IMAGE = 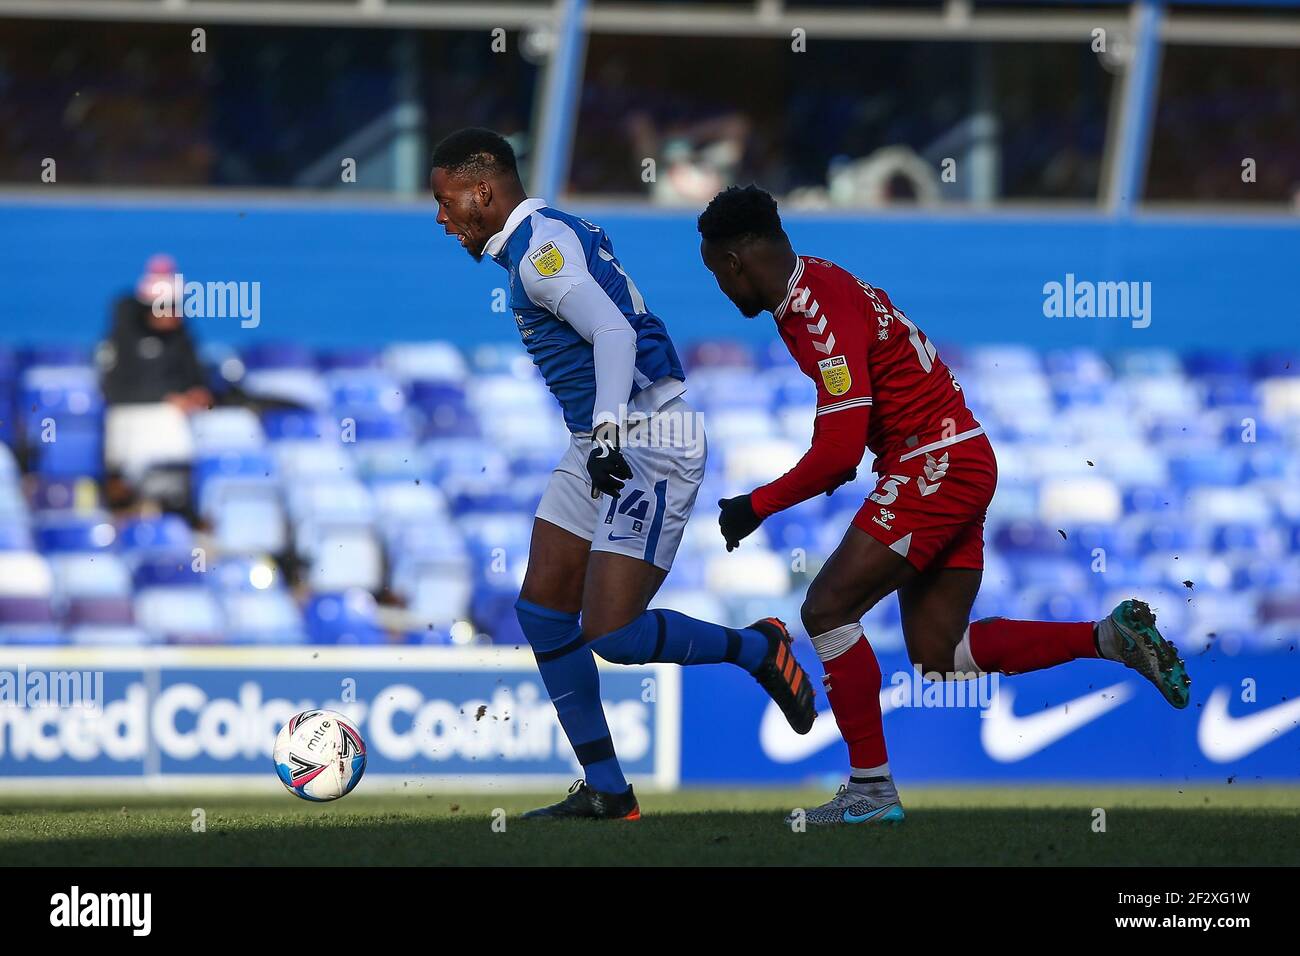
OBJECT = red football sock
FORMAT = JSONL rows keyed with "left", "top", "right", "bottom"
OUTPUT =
{"left": 821, "top": 633, "right": 888, "bottom": 769}
{"left": 966, "top": 618, "right": 1097, "bottom": 675}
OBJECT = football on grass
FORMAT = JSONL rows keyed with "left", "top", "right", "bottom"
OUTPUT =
{"left": 273, "top": 710, "right": 367, "bottom": 801}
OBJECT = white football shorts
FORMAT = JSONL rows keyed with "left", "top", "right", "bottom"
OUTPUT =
{"left": 535, "top": 395, "right": 706, "bottom": 571}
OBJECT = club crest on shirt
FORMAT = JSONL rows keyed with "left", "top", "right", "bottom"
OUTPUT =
{"left": 528, "top": 241, "right": 565, "bottom": 277}
{"left": 818, "top": 355, "right": 851, "bottom": 396}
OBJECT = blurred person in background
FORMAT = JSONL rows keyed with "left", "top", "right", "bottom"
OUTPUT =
{"left": 96, "top": 253, "right": 207, "bottom": 511}
{"left": 99, "top": 253, "right": 211, "bottom": 411}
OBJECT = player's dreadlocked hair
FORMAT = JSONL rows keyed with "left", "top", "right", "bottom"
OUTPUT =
{"left": 697, "top": 185, "right": 787, "bottom": 247}
{"left": 430, "top": 128, "right": 519, "bottom": 180}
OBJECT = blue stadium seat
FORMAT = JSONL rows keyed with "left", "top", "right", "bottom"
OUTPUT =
{"left": 383, "top": 342, "right": 469, "bottom": 384}
{"left": 49, "top": 552, "right": 133, "bottom": 600}
{"left": 1184, "top": 351, "right": 1249, "bottom": 378}
{"left": 241, "top": 341, "right": 316, "bottom": 371}
{"left": 329, "top": 370, "right": 407, "bottom": 416}
{"left": 241, "top": 368, "right": 329, "bottom": 409}
{"left": 19, "top": 344, "right": 91, "bottom": 368}
{"left": 132, "top": 551, "right": 206, "bottom": 589}
{"left": 117, "top": 514, "right": 193, "bottom": 557}
{"left": 1202, "top": 376, "right": 1257, "bottom": 409}
{"left": 134, "top": 584, "right": 224, "bottom": 643}
{"left": 0, "top": 442, "right": 20, "bottom": 485}
{"left": 1111, "top": 348, "right": 1184, "bottom": 378}
{"left": 991, "top": 520, "right": 1069, "bottom": 557}
{"left": 33, "top": 511, "right": 117, "bottom": 552}
{"left": 1009, "top": 557, "right": 1088, "bottom": 592}
{"left": 214, "top": 490, "right": 287, "bottom": 555}
{"left": 318, "top": 347, "right": 382, "bottom": 372}
{"left": 275, "top": 439, "right": 356, "bottom": 481}
{"left": 222, "top": 590, "right": 306, "bottom": 644}
{"left": 304, "top": 591, "right": 386, "bottom": 645}
{"left": 1121, "top": 485, "right": 1181, "bottom": 515}
{"left": 190, "top": 407, "right": 266, "bottom": 452}
{"left": 30, "top": 422, "right": 104, "bottom": 479}
{"left": 1251, "top": 352, "right": 1300, "bottom": 379}
{"left": 192, "top": 450, "right": 277, "bottom": 517}
{"left": 1027, "top": 590, "right": 1095, "bottom": 623}
{"left": 1168, "top": 451, "right": 1244, "bottom": 488}
{"left": 0, "top": 523, "right": 32, "bottom": 551}
{"left": 262, "top": 409, "right": 333, "bottom": 442}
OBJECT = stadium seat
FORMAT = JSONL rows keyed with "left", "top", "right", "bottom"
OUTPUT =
{"left": 241, "top": 368, "right": 329, "bottom": 409}
{"left": 318, "top": 347, "right": 382, "bottom": 372}
{"left": 49, "top": 553, "right": 133, "bottom": 610}
{"left": 383, "top": 342, "right": 469, "bottom": 384}
{"left": 134, "top": 585, "right": 224, "bottom": 643}
{"left": 241, "top": 341, "right": 316, "bottom": 371}
{"left": 304, "top": 590, "right": 386, "bottom": 645}
{"left": 1037, "top": 476, "right": 1122, "bottom": 524}
{"left": 33, "top": 511, "right": 117, "bottom": 552}
{"left": 0, "top": 522, "right": 32, "bottom": 552}
{"left": 305, "top": 527, "right": 384, "bottom": 592}
{"left": 705, "top": 549, "right": 790, "bottom": 597}
{"left": 261, "top": 409, "right": 334, "bottom": 443}
{"left": 117, "top": 514, "right": 194, "bottom": 558}
{"left": 221, "top": 590, "right": 306, "bottom": 644}
{"left": 0, "top": 550, "right": 54, "bottom": 597}
{"left": 190, "top": 407, "right": 266, "bottom": 452}
{"left": 31, "top": 422, "right": 104, "bottom": 479}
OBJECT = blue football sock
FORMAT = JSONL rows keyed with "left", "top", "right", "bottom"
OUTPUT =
{"left": 516, "top": 599, "right": 628, "bottom": 795}
{"left": 589, "top": 608, "right": 768, "bottom": 673}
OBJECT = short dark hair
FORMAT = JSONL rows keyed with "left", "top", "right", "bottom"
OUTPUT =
{"left": 697, "top": 185, "right": 786, "bottom": 246}
{"left": 430, "top": 127, "right": 519, "bottom": 179}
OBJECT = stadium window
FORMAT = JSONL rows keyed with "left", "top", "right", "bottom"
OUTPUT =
{"left": 1146, "top": 45, "right": 1300, "bottom": 207}
{"left": 0, "top": 18, "right": 540, "bottom": 193}
{"left": 568, "top": 34, "right": 1114, "bottom": 207}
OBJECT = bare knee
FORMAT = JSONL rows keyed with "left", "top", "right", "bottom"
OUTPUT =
{"left": 801, "top": 583, "right": 862, "bottom": 638}
{"left": 579, "top": 604, "right": 640, "bottom": 643}
{"left": 905, "top": 624, "right": 960, "bottom": 676}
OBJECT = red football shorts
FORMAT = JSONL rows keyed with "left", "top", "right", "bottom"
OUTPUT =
{"left": 851, "top": 430, "right": 998, "bottom": 571}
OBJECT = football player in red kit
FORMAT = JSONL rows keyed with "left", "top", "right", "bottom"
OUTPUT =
{"left": 698, "top": 186, "right": 1191, "bottom": 826}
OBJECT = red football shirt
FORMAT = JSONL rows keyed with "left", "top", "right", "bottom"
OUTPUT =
{"left": 750, "top": 255, "right": 981, "bottom": 518}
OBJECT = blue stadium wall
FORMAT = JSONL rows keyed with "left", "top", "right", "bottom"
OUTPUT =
{"left": 3, "top": 197, "right": 1297, "bottom": 353}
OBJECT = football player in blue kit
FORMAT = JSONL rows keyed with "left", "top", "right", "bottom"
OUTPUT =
{"left": 429, "top": 128, "right": 817, "bottom": 819}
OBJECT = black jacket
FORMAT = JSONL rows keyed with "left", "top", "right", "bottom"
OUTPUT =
{"left": 99, "top": 295, "right": 207, "bottom": 405}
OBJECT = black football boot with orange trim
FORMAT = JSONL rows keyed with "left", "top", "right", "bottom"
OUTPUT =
{"left": 749, "top": 617, "right": 817, "bottom": 734}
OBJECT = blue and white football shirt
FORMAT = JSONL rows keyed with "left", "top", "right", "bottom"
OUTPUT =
{"left": 483, "top": 198, "right": 685, "bottom": 434}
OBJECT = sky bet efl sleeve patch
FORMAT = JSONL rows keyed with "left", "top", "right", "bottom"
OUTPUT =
{"left": 528, "top": 241, "right": 565, "bottom": 277}
{"left": 818, "top": 355, "right": 852, "bottom": 395}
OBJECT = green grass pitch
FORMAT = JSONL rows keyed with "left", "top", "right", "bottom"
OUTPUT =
{"left": 3, "top": 786, "right": 1297, "bottom": 866}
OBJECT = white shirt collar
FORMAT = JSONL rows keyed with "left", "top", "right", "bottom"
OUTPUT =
{"left": 483, "top": 197, "right": 547, "bottom": 259}
{"left": 773, "top": 256, "right": 805, "bottom": 321}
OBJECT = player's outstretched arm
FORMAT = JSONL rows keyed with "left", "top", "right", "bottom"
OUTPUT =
{"left": 717, "top": 409, "right": 868, "bottom": 550}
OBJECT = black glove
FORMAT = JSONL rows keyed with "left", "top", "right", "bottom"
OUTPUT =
{"left": 826, "top": 467, "right": 857, "bottom": 495}
{"left": 718, "top": 494, "right": 762, "bottom": 552}
{"left": 587, "top": 422, "right": 633, "bottom": 499}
